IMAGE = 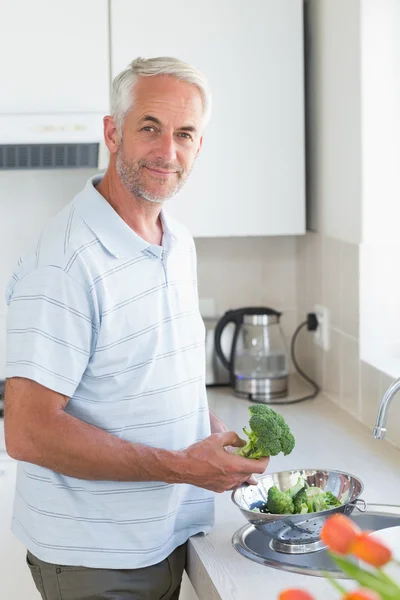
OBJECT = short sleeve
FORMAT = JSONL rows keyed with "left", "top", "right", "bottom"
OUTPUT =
{"left": 6, "top": 266, "right": 96, "bottom": 397}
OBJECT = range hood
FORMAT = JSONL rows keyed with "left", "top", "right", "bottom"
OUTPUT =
{"left": 0, "top": 113, "right": 109, "bottom": 171}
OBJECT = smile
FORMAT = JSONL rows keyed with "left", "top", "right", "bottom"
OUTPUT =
{"left": 145, "top": 167, "right": 177, "bottom": 177}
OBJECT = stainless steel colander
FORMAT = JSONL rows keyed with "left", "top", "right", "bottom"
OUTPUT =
{"left": 231, "top": 469, "right": 366, "bottom": 554}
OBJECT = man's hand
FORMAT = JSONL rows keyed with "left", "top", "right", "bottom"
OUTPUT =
{"left": 177, "top": 431, "right": 270, "bottom": 493}
{"left": 208, "top": 411, "right": 261, "bottom": 487}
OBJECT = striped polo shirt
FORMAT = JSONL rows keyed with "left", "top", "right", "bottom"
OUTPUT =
{"left": 5, "top": 174, "right": 214, "bottom": 568}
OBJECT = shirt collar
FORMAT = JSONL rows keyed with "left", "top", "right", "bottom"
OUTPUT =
{"left": 74, "top": 175, "right": 179, "bottom": 259}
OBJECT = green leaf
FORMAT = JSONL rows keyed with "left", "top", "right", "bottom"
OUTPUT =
{"left": 378, "top": 567, "right": 400, "bottom": 589}
{"left": 326, "top": 575, "right": 347, "bottom": 594}
{"left": 332, "top": 555, "right": 400, "bottom": 598}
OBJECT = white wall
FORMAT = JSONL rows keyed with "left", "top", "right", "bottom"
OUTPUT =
{"left": 360, "top": 243, "right": 400, "bottom": 378}
{"left": 0, "top": 169, "right": 98, "bottom": 378}
{"left": 361, "top": 0, "right": 400, "bottom": 242}
{"left": 359, "top": 0, "right": 400, "bottom": 377}
{"left": 306, "top": 0, "right": 362, "bottom": 244}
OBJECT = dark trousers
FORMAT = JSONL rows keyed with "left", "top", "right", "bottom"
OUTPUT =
{"left": 26, "top": 544, "right": 187, "bottom": 600}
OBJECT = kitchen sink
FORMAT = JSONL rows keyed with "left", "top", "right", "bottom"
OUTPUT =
{"left": 232, "top": 504, "right": 400, "bottom": 577}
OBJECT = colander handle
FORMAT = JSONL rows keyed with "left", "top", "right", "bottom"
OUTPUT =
{"left": 349, "top": 498, "right": 367, "bottom": 512}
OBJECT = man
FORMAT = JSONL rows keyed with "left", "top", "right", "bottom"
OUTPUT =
{"left": 4, "top": 57, "right": 269, "bottom": 599}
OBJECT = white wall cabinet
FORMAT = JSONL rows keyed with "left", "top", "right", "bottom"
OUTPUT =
{"left": 110, "top": 0, "right": 305, "bottom": 237}
{"left": 0, "top": 457, "right": 41, "bottom": 600}
{"left": 0, "top": 0, "right": 109, "bottom": 115}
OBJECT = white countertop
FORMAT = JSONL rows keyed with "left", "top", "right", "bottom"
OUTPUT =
{"left": 187, "top": 381, "right": 400, "bottom": 600}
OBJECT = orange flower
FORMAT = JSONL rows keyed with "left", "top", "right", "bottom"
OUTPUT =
{"left": 279, "top": 590, "right": 315, "bottom": 600}
{"left": 351, "top": 532, "right": 392, "bottom": 567}
{"left": 342, "top": 589, "right": 382, "bottom": 600}
{"left": 320, "top": 514, "right": 361, "bottom": 555}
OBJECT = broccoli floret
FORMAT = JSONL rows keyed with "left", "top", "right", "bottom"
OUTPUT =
{"left": 239, "top": 417, "right": 282, "bottom": 459}
{"left": 248, "top": 404, "right": 274, "bottom": 416}
{"left": 267, "top": 486, "right": 294, "bottom": 515}
{"left": 293, "top": 489, "right": 309, "bottom": 514}
{"left": 299, "top": 487, "right": 341, "bottom": 514}
{"left": 234, "top": 405, "right": 295, "bottom": 459}
{"left": 288, "top": 477, "right": 306, "bottom": 498}
{"left": 266, "top": 478, "right": 305, "bottom": 515}
{"left": 324, "top": 491, "right": 342, "bottom": 508}
{"left": 306, "top": 487, "right": 328, "bottom": 513}
{"left": 279, "top": 423, "right": 296, "bottom": 456}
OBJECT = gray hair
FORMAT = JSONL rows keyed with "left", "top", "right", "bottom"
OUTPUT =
{"left": 111, "top": 56, "right": 212, "bottom": 137}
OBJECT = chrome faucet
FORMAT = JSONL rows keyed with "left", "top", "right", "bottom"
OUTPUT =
{"left": 373, "top": 377, "right": 400, "bottom": 439}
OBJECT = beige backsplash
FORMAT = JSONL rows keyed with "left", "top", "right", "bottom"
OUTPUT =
{"left": 297, "top": 232, "right": 400, "bottom": 450}
{"left": 195, "top": 236, "right": 299, "bottom": 373}
{"left": 195, "top": 236, "right": 298, "bottom": 316}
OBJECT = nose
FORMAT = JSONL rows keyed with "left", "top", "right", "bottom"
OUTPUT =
{"left": 155, "top": 132, "right": 177, "bottom": 164}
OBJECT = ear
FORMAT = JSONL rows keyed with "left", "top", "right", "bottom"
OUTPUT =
{"left": 196, "top": 136, "right": 204, "bottom": 157}
{"left": 103, "top": 116, "right": 119, "bottom": 154}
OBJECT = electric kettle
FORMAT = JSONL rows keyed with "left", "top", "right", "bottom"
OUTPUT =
{"left": 214, "top": 307, "right": 289, "bottom": 402}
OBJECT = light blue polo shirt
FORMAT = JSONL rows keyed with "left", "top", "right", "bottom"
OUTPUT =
{"left": 5, "top": 174, "right": 214, "bottom": 568}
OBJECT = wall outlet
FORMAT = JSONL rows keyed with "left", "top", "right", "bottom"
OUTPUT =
{"left": 314, "top": 304, "right": 330, "bottom": 351}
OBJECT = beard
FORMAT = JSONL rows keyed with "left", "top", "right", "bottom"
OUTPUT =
{"left": 116, "top": 146, "right": 189, "bottom": 204}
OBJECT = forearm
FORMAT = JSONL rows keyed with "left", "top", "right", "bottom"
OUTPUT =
{"left": 8, "top": 409, "right": 185, "bottom": 483}
{"left": 5, "top": 380, "right": 268, "bottom": 493}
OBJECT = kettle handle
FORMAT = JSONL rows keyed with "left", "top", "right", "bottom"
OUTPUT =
{"left": 214, "top": 310, "right": 241, "bottom": 372}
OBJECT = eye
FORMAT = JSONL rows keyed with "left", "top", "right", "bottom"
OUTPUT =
{"left": 142, "top": 126, "right": 157, "bottom": 132}
{"left": 178, "top": 132, "right": 193, "bottom": 140}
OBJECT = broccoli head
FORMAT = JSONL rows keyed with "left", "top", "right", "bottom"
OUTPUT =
{"left": 293, "top": 488, "right": 309, "bottom": 514}
{"left": 266, "top": 478, "right": 304, "bottom": 514}
{"left": 292, "top": 485, "right": 342, "bottom": 514}
{"left": 234, "top": 404, "right": 295, "bottom": 459}
{"left": 279, "top": 423, "right": 296, "bottom": 456}
{"left": 287, "top": 476, "right": 307, "bottom": 498}
{"left": 324, "top": 491, "right": 342, "bottom": 508}
{"left": 305, "top": 487, "right": 328, "bottom": 513}
{"left": 267, "top": 486, "right": 294, "bottom": 515}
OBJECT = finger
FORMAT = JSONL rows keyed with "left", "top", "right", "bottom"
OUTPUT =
{"left": 256, "top": 457, "right": 270, "bottom": 469}
{"left": 217, "top": 431, "right": 246, "bottom": 448}
{"left": 229, "top": 477, "right": 250, "bottom": 491}
{"left": 224, "top": 445, "right": 236, "bottom": 454}
{"left": 224, "top": 443, "right": 247, "bottom": 453}
{"left": 233, "top": 453, "right": 269, "bottom": 469}
{"left": 248, "top": 457, "right": 269, "bottom": 475}
{"left": 229, "top": 484, "right": 244, "bottom": 492}
{"left": 237, "top": 474, "right": 255, "bottom": 489}
{"left": 229, "top": 438, "right": 246, "bottom": 448}
{"left": 246, "top": 475, "right": 259, "bottom": 485}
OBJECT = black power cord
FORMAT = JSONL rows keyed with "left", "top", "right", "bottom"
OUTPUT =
{"left": 286, "top": 312, "right": 320, "bottom": 404}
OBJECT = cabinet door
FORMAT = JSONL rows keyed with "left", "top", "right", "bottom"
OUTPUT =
{"left": 0, "top": 0, "right": 109, "bottom": 114}
{"left": 0, "top": 458, "right": 41, "bottom": 599}
{"left": 110, "top": 0, "right": 305, "bottom": 237}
